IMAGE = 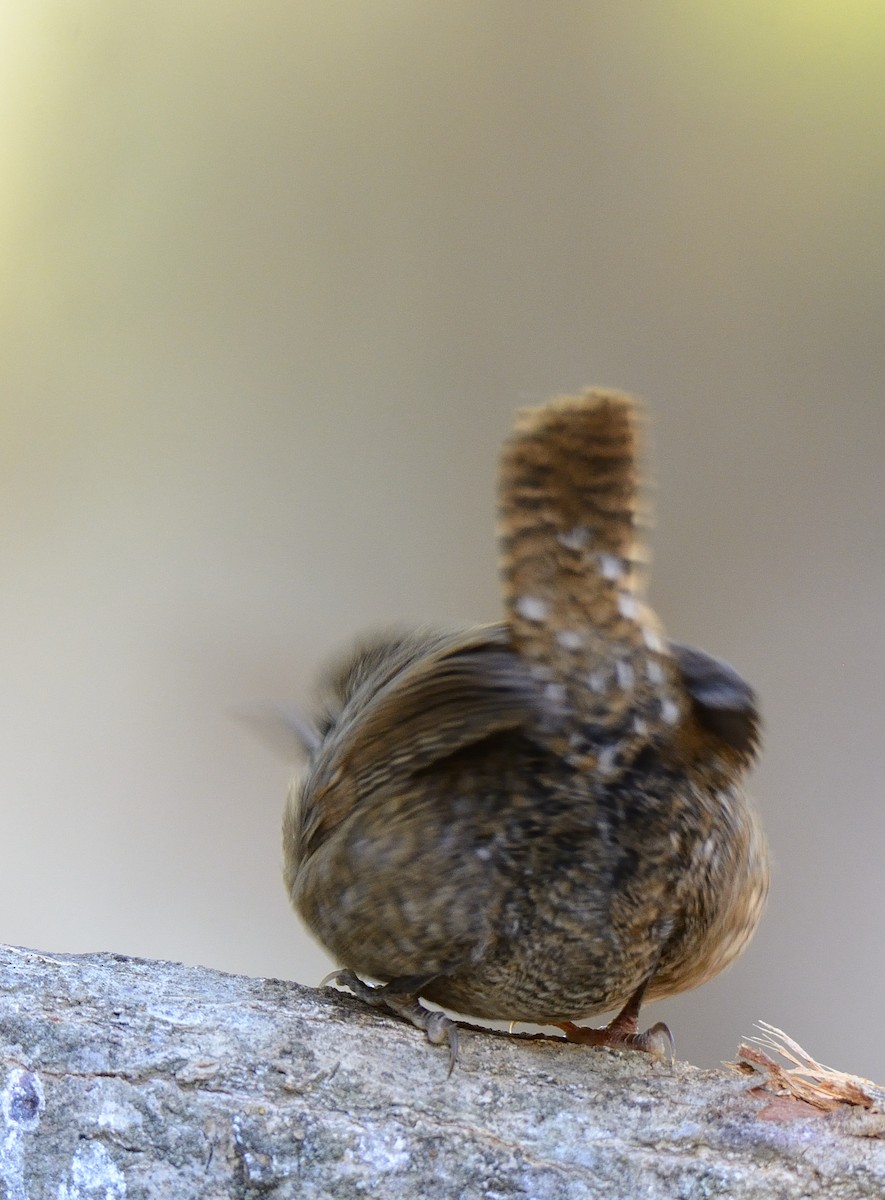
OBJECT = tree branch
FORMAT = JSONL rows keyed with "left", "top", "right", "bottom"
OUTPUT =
{"left": 1, "top": 944, "right": 881, "bottom": 1198}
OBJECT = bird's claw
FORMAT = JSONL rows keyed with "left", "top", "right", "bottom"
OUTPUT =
{"left": 320, "top": 969, "right": 459, "bottom": 1074}
{"left": 635, "top": 1021, "right": 675, "bottom": 1063}
{"left": 422, "top": 1009, "right": 459, "bottom": 1076}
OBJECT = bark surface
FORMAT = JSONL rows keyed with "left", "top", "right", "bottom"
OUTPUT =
{"left": 0, "top": 944, "right": 881, "bottom": 1199}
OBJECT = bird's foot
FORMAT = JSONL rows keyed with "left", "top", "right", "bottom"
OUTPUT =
{"left": 555, "top": 1017, "right": 674, "bottom": 1062}
{"left": 553, "top": 975, "right": 675, "bottom": 1062}
{"left": 322, "top": 969, "right": 459, "bottom": 1075}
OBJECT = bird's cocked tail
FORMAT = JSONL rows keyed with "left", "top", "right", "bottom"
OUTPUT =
{"left": 497, "top": 390, "right": 682, "bottom": 746}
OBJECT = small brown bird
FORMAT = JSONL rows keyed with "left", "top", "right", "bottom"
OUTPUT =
{"left": 283, "top": 390, "right": 769, "bottom": 1069}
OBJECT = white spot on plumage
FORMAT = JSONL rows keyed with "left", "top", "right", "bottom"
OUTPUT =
{"left": 617, "top": 593, "right": 639, "bottom": 620}
{"left": 515, "top": 595, "right": 550, "bottom": 622}
{"left": 615, "top": 660, "right": 635, "bottom": 689}
{"left": 556, "top": 629, "right": 584, "bottom": 651}
{"left": 646, "top": 658, "right": 665, "bottom": 685}
{"left": 660, "top": 698, "right": 680, "bottom": 724}
{"left": 599, "top": 553, "right": 624, "bottom": 580}
{"left": 557, "top": 525, "right": 591, "bottom": 551}
{"left": 586, "top": 668, "right": 609, "bottom": 694}
{"left": 596, "top": 744, "right": 620, "bottom": 775}
{"left": 643, "top": 628, "right": 665, "bottom": 653}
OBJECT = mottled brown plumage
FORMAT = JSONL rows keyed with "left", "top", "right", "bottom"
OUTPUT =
{"left": 282, "top": 390, "right": 769, "bottom": 1068}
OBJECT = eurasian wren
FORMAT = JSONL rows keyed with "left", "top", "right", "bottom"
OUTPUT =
{"left": 282, "top": 390, "right": 769, "bottom": 1069}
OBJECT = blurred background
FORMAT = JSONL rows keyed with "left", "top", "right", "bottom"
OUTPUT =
{"left": 2, "top": 2, "right": 883, "bottom": 1078}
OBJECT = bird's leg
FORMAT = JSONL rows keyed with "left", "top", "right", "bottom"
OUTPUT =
{"left": 322, "top": 969, "right": 459, "bottom": 1075}
{"left": 555, "top": 977, "right": 675, "bottom": 1062}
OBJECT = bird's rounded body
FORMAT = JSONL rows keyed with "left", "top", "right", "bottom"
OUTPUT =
{"left": 283, "top": 392, "right": 769, "bottom": 1035}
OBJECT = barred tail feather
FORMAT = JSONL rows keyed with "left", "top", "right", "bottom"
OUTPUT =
{"left": 497, "top": 389, "right": 680, "bottom": 737}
